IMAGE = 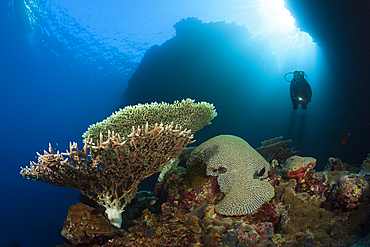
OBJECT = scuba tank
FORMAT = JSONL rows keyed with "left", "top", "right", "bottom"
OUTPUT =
{"left": 284, "top": 70, "right": 309, "bottom": 82}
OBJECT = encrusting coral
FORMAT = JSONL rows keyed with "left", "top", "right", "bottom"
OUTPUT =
{"left": 82, "top": 98, "right": 217, "bottom": 143}
{"left": 187, "top": 135, "right": 274, "bottom": 216}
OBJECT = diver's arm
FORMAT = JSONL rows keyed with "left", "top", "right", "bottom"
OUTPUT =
{"left": 290, "top": 83, "right": 294, "bottom": 99}
{"left": 306, "top": 81, "right": 312, "bottom": 99}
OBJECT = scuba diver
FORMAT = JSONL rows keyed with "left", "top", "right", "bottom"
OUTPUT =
{"left": 285, "top": 70, "right": 312, "bottom": 114}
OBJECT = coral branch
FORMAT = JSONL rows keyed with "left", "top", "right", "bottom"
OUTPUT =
{"left": 20, "top": 122, "right": 194, "bottom": 227}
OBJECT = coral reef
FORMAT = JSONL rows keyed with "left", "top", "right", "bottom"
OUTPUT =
{"left": 187, "top": 135, "right": 275, "bottom": 216}
{"left": 322, "top": 173, "right": 370, "bottom": 211}
{"left": 273, "top": 179, "right": 370, "bottom": 246}
{"left": 313, "top": 157, "right": 359, "bottom": 187}
{"left": 336, "top": 174, "right": 369, "bottom": 210}
{"left": 52, "top": 136, "right": 370, "bottom": 246}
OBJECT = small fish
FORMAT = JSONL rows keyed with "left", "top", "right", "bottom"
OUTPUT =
{"left": 341, "top": 132, "right": 350, "bottom": 144}
{"left": 208, "top": 166, "right": 227, "bottom": 174}
{"left": 218, "top": 166, "right": 227, "bottom": 174}
{"left": 66, "top": 193, "right": 70, "bottom": 197}
{"left": 258, "top": 167, "right": 266, "bottom": 177}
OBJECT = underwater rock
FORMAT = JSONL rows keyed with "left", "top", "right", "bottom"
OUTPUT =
{"left": 359, "top": 154, "right": 370, "bottom": 179}
{"left": 325, "top": 157, "right": 344, "bottom": 172}
{"left": 276, "top": 183, "right": 355, "bottom": 246}
{"left": 61, "top": 203, "right": 122, "bottom": 245}
{"left": 282, "top": 155, "right": 316, "bottom": 183}
{"left": 314, "top": 170, "right": 351, "bottom": 187}
{"left": 313, "top": 156, "right": 361, "bottom": 188}
{"left": 333, "top": 173, "right": 369, "bottom": 210}
{"left": 282, "top": 155, "right": 316, "bottom": 175}
{"left": 121, "top": 190, "right": 161, "bottom": 231}
{"left": 221, "top": 221, "right": 275, "bottom": 246}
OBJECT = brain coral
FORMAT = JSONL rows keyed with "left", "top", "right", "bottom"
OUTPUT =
{"left": 82, "top": 98, "right": 217, "bottom": 143}
{"left": 187, "top": 135, "right": 274, "bottom": 216}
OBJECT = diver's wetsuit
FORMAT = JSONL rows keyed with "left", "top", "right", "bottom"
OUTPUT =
{"left": 290, "top": 78, "right": 312, "bottom": 110}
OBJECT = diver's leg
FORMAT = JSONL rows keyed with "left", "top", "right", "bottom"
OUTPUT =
{"left": 293, "top": 100, "right": 299, "bottom": 110}
{"left": 292, "top": 99, "right": 298, "bottom": 112}
{"left": 301, "top": 103, "right": 307, "bottom": 115}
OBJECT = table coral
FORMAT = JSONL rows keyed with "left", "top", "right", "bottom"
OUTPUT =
{"left": 82, "top": 98, "right": 217, "bottom": 143}
{"left": 255, "top": 136, "right": 295, "bottom": 163}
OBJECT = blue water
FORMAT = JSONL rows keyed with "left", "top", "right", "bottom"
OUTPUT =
{"left": 1, "top": 1, "right": 369, "bottom": 246}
